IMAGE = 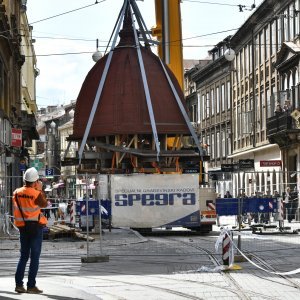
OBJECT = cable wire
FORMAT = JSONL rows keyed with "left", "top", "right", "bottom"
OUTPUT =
{"left": 29, "top": 0, "right": 105, "bottom": 25}
{"left": 183, "top": 0, "right": 240, "bottom": 7}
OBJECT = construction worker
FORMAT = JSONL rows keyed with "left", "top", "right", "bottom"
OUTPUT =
{"left": 12, "top": 167, "right": 48, "bottom": 294}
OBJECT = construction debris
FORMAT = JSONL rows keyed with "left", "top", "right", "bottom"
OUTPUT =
{"left": 47, "top": 223, "right": 95, "bottom": 241}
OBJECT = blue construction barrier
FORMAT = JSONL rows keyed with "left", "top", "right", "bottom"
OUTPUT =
{"left": 216, "top": 197, "right": 278, "bottom": 216}
{"left": 76, "top": 199, "right": 111, "bottom": 219}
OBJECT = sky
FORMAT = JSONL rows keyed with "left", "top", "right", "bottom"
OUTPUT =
{"left": 26, "top": 0, "right": 263, "bottom": 108}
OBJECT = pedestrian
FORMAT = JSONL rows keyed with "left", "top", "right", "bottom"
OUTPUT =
{"left": 12, "top": 167, "right": 48, "bottom": 294}
{"left": 45, "top": 200, "right": 52, "bottom": 219}
{"left": 224, "top": 191, "right": 232, "bottom": 198}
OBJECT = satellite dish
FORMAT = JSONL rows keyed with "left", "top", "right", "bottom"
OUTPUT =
{"left": 224, "top": 48, "right": 235, "bottom": 61}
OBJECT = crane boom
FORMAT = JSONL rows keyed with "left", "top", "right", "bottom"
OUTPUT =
{"left": 152, "top": 0, "right": 184, "bottom": 90}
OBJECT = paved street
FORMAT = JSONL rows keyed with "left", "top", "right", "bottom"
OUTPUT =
{"left": 0, "top": 223, "right": 300, "bottom": 299}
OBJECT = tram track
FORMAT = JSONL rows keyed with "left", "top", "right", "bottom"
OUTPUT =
{"left": 246, "top": 250, "right": 300, "bottom": 290}
{"left": 147, "top": 237, "right": 254, "bottom": 300}
{"left": 155, "top": 236, "right": 289, "bottom": 300}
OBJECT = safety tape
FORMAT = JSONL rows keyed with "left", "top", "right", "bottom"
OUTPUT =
{"left": 218, "top": 227, "right": 300, "bottom": 275}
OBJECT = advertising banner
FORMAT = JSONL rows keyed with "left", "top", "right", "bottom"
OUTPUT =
{"left": 111, "top": 174, "right": 200, "bottom": 228}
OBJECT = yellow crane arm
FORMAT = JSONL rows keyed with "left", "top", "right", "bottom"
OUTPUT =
{"left": 152, "top": 0, "right": 184, "bottom": 90}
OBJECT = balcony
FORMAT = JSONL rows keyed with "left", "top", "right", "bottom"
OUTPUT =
{"left": 19, "top": 111, "right": 39, "bottom": 142}
{"left": 267, "top": 112, "right": 300, "bottom": 147}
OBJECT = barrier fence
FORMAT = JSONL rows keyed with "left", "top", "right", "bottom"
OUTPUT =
{"left": 0, "top": 173, "right": 300, "bottom": 261}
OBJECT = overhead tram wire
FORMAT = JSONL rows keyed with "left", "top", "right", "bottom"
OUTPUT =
{"left": 0, "top": 0, "right": 106, "bottom": 36}
{"left": 29, "top": 0, "right": 106, "bottom": 25}
{"left": 183, "top": 0, "right": 240, "bottom": 7}
{"left": 26, "top": 27, "right": 240, "bottom": 58}
{"left": 182, "top": 0, "right": 257, "bottom": 11}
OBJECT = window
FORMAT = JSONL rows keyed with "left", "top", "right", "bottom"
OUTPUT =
{"left": 241, "top": 111, "right": 252, "bottom": 134}
{"left": 259, "top": 31, "right": 264, "bottom": 65}
{"left": 249, "top": 44, "right": 252, "bottom": 72}
{"left": 211, "top": 89, "right": 215, "bottom": 115}
{"left": 271, "top": 20, "right": 277, "bottom": 55}
{"left": 227, "top": 81, "right": 231, "bottom": 109}
{"left": 236, "top": 53, "right": 240, "bottom": 82}
{"left": 240, "top": 50, "right": 244, "bottom": 77}
{"left": 221, "top": 130, "right": 225, "bottom": 157}
{"left": 255, "top": 35, "right": 259, "bottom": 67}
{"left": 256, "top": 93, "right": 261, "bottom": 132}
{"left": 211, "top": 133, "right": 215, "bottom": 159}
{"left": 206, "top": 92, "right": 210, "bottom": 118}
{"left": 237, "top": 105, "right": 241, "bottom": 138}
{"left": 201, "top": 94, "right": 205, "bottom": 121}
{"left": 261, "top": 90, "right": 266, "bottom": 130}
{"left": 206, "top": 136, "right": 210, "bottom": 155}
{"left": 266, "top": 88, "right": 271, "bottom": 118}
{"left": 245, "top": 45, "right": 248, "bottom": 75}
{"left": 227, "top": 130, "right": 231, "bottom": 156}
{"left": 221, "top": 84, "right": 225, "bottom": 111}
{"left": 296, "top": 0, "right": 300, "bottom": 36}
{"left": 278, "top": 15, "right": 282, "bottom": 45}
{"left": 220, "top": 47, "right": 224, "bottom": 56}
{"left": 216, "top": 87, "right": 220, "bottom": 113}
{"left": 197, "top": 92, "right": 201, "bottom": 123}
{"left": 284, "top": 8, "right": 289, "bottom": 42}
{"left": 192, "top": 104, "right": 197, "bottom": 122}
{"left": 265, "top": 26, "right": 269, "bottom": 60}
{"left": 216, "top": 132, "right": 220, "bottom": 158}
{"left": 289, "top": 4, "right": 294, "bottom": 39}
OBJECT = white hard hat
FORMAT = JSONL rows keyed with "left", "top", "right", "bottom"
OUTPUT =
{"left": 24, "top": 167, "right": 39, "bottom": 182}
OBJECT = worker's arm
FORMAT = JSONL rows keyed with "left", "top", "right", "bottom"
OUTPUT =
{"left": 35, "top": 192, "right": 47, "bottom": 208}
{"left": 34, "top": 180, "right": 48, "bottom": 208}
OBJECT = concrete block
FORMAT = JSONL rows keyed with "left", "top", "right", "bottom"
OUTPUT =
{"left": 81, "top": 255, "right": 109, "bottom": 263}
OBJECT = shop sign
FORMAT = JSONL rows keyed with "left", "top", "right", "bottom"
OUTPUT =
{"left": 239, "top": 159, "right": 254, "bottom": 169}
{"left": 221, "top": 164, "right": 234, "bottom": 172}
{"left": 11, "top": 128, "right": 22, "bottom": 147}
{"left": 260, "top": 160, "right": 282, "bottom": 167}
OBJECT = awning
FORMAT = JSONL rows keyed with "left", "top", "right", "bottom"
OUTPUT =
{"left": 227, "top": 144, "right": 279, "bottom": 159}
{"left": 75, "top": 183, "right": 95, "bottom": 189}
{"left": 52, "top": 182, "right": 65, "bottom": 189}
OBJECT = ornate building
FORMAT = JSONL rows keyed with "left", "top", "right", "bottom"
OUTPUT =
{"left": 0, "top": 0, "right": 38, "bottom": 220}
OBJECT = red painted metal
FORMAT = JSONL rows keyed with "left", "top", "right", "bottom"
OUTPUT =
{"left": 72, "top": 8, "right": 189, "bottom": 139}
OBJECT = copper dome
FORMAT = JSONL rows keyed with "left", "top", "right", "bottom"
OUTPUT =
{"left": 72, "top": 6, "right": 190, "bottom": 140}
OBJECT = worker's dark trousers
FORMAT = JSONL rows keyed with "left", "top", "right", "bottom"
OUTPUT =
{"left": 15, "top": 226, "right": 43, "bottom": 288}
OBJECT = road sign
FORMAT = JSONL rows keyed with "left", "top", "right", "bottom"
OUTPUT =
{"left": 19, "top": 163, "right": 26, "bottom": 172}
{"left": 45, "top": 168, "right": 54, "bottom": 176}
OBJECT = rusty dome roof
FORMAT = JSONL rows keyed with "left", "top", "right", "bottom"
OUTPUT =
{"left": 72, "top": 6, "right": 190, "bottom": 140}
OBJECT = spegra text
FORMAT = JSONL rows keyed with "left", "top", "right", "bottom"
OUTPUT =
{"left": 114, "top": 193, "right": 196, "bottom": 206}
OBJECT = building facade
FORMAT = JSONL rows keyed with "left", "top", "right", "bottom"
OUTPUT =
{"left": 230, "top": 0, "right": 300, "bottom": 197}
{"left": 185, "top": 37, "right": 234, "bottom": 196}
{"left": 0, "top": 0, "right": 38, "bottom": 220}
{"left": 185, "top": 0, "right": 300, "bottom": 203}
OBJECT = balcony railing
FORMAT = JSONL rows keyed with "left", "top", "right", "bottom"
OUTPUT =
{"left": 266, "top": 111, "right": 300, "bottom": 146}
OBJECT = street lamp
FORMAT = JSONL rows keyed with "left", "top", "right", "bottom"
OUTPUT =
{"left": 224, "top": 48, "right": 235, "bottom": 62}
{"left": 50, "top": 120, "right": 56, "bottom": 130}
{"left": 92, "top": 39, "right": 102, "bottom": 63}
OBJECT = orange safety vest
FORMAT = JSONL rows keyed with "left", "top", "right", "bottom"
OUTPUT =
{"left": 13, "top": 186, "right": 48, "bottom": 227}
